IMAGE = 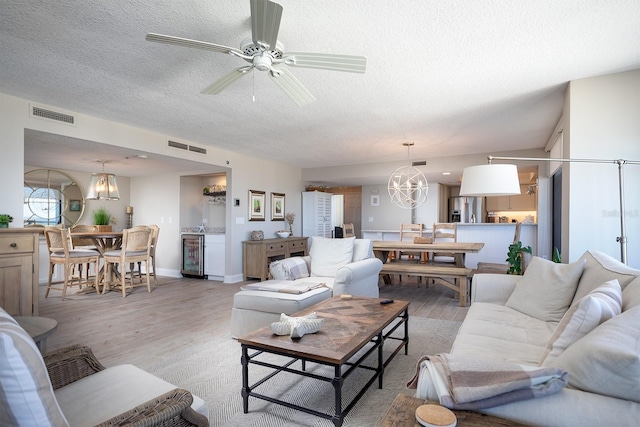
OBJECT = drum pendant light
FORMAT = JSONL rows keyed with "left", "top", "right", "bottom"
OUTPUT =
{"left": 86, "top": 160, "right": 120, "bottom": 201}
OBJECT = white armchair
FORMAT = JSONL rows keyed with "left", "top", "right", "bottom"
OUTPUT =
{"left": 230, "top": 237, "right": 382, "bottom": 337}
{"left": 270, "top": 237, "right": 383, "bottom": 298}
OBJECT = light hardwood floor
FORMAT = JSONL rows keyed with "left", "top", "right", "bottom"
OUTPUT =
{"left": 38, "top": 275, "right": 469, "bottom": 367}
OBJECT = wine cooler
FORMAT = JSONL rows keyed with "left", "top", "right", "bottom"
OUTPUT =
{"left": 181, "top": 234, "right": 206, "bottom": 279}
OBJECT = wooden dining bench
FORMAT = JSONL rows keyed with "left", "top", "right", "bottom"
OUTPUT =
{"left": 380, "top": 263, "right": 472, "bottom": 306}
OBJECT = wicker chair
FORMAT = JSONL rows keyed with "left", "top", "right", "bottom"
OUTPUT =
{"left": 342, "top": 223, "right": 355, "bottom": 238}
{"left": 44, "top": 345, "right": 209, "bottom": 426}
{"left": 103, "top": 225, "right": 153, "bottom": 297}
{"left": 134, "top": 224, "right": 160, "bottom": 285}
{"left": 44, "top": 227, "right": 101, "bottom": 299}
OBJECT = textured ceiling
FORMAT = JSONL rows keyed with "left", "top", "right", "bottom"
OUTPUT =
{"left": 2, "top": 1, "right": 640, "bottom": 179}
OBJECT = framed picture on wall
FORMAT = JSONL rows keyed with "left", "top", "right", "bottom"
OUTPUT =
{"left": 249, "top": 190, "right": 266, "bottom": 221}
{"left": 69, "top": 200, "right": 81, "bottom": 211}
{"left": 271, "top": 192, "right": 285, "bottom": 221}
{"left": 370, "top": 194, "right": 380, "bottom": 207}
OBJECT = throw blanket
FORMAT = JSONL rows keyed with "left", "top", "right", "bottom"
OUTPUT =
{"left": 241, "top": 281, "right": 327, "bottom": 294}
{"left": 406, "top": 354, "right": 568, "bottom": 410}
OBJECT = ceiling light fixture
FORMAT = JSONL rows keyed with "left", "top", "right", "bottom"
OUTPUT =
{"left": 86, "top": 160, "right": 120, "bottom": 201}
{"left": 460, "top": 155, "right": 640, "bottom": 264}
{"left": 388, "top": 142, "right": 429, "bottom": 209}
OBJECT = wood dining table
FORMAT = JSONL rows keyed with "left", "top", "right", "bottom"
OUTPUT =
{"left": 70, "top": 231, "right": 123, "bottom": 255}
{"left": 372, "top": 241, "right": 485, "bottom": 268}
{"left": 373, "top": 240, "right": 485, "bottom": 306}
{"left": 70, "top": 231, "right": 123, "bottom": 292}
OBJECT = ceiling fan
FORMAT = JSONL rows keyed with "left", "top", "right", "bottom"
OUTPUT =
{"left": 146, "top": 0, "right": 367, "bottom": 106}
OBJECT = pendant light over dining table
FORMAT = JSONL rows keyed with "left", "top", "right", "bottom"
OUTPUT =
{"left": 86, "top": 160, "right": 120, "bottom": 200}
{"left": 388, "top": 142, "right": 429, "bottom": 209}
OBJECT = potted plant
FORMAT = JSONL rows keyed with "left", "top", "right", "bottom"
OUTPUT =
{"left": 506, "top": 241, "right": 532, "bottom": 275}
{"left": 0, "top": 214, "right": 13, "bottom": 228}
{"left": 93, "top": 207, "right": 113, "bottom": 232}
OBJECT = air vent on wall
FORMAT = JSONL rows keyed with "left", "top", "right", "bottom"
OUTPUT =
{"left": 412, "top": 161, "right": 427, "bottom": 166}
{"left": 168, "top": 140, "right": 188, "bottom": 150}
{"left": 30, "top": 105, "right": 75, "bottom": 125}
{"left": 168, "top": 140, "right": 207, "bottom": 155}
{"left": 188, "top": 145, "right": 206, "bottom": 154}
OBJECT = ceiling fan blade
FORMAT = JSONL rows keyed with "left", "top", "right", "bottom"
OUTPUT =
{"left": 146, "top": 33, "right": 242, "bottom": 55}
{"left": 250, "top": 0, "right": 282, "bottom": 50}
{"left": 269, "top": 67, "right": 316, "bottom": 106}
{"left": 201, "top": 67, "right": 252, "bottom": 95}
{"left": 283, "top": 52, "right": 367, "bottom": 74}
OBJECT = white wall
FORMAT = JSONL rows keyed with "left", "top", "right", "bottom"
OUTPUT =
{"left": 565, "top": 70, "right": 640, "bottom": 267}
{"left": 1, "top": 93, "right": 303, "bottom": 282}
{"left": 360, "top": 185, "right": 410, "bottom": 230}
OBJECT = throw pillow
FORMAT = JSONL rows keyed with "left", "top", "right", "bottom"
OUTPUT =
{"left": 269, "top": 257, "right": 309, "bottom": 281}
{"left": 352, "top": 239, "right": 373, "bottom": 262}
{"left": 309, "top": 236, "right": 355, "bottom": 277}
{"left": 539, "top": 279, "right": 622, "bottom": 366}
{"left": 622, "top": 276, "right": 640, "bottom": 312}
{"left": 505, "top": 256, "right": 586, "bottom": 322}
{"left": 552, "top": 305, "right": 640, "bottom": 402}
{"left": 571, "top": 250, "right": 639, "bottom": 302}
{"left": 0, "top": 308, "right": 69, "bottom": 426}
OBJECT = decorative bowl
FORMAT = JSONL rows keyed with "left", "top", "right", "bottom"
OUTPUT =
{"left": 276, "top": 231, "right": 290, "bottom": 238}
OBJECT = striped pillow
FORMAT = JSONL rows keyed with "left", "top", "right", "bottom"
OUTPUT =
{"left": 270, "top": 257, "right": 309, "bottom": 281}
{"left": 0, "top": 308, "right": 69, "bottom": 426}
{"left": 540, "top": 279, "right": 622, "bottom": 366}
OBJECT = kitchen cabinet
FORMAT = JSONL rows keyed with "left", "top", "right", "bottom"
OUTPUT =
{"left": 204, "top": 234, "right": 225, "bottom": 279}
{"left": 302, "top": 191, "right": 333, "bottom": 238}
{"left": 486, "top": 186, "right": 537, "bottom": 211}
{"left": 243, "top": 237, "right": 308, "bottom": 281}
{"left": 0, "top": 229, "right": 40, "bottom": 316}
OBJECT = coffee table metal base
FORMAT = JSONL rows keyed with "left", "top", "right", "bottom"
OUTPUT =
{"left": 241, "top": 308, "right": 408, "bottom": 427}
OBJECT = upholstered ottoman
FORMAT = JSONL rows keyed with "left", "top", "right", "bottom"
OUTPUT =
{"left": 230, "top": 283, "right": 332, "bottom": 338}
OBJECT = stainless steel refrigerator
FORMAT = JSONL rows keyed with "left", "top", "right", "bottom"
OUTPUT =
{"left": 449, "top": 197, "right": 484, "bottom": 223}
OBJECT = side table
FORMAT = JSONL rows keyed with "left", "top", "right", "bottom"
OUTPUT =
{"left": 14, "top": 316, "right": 58, "bottom": 353}
{"left": 378, "top": 393, "right": 527, "bottom": 427}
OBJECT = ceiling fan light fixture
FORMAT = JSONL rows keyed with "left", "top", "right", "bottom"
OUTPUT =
{"left": 145, "top": 0, "right": 366, "bottom": 106}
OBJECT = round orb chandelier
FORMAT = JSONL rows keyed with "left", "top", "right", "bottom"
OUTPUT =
{"left": 387, "top": 142, "right": 429, "bottom": 209}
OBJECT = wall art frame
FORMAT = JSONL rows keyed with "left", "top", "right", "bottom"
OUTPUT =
{"left": 271, "top": 192, "right": 285, "bottom": 221}
{"left": 370, "top": 194, "right": 381, "bottom": 207}
{"left": 249, "top": 190, "right": 266, "bottom": 221}
{"left": 69, "top": 199, "right": 82, "bottom": 212}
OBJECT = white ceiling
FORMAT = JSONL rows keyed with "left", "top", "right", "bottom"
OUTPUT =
{"left": 3, "top": 1, "right": 640, "bottom": 183}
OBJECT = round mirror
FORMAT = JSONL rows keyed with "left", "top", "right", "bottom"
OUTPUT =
{"left": 24, "top": 169, "right": 85, "bottom": 227}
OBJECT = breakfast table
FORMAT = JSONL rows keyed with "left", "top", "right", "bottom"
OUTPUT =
{"left": 70, "top": 231, "right": 123, "bottom": 291}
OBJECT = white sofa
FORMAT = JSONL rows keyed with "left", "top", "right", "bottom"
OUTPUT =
{"left": 413, "top": 250, "right": 640, "bottom": 427}
{"left": 230, "top": 237, "right": 383, "bottom": 337}
{"left": 0, "top": 307, "right": 209, "bottom": 426}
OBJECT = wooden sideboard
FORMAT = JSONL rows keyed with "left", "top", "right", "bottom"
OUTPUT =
{"left": 0, "top": 228, "right": 41, "bottom": 316}
{"left": 243, "top": 237, "right": 309, "bottom": 281}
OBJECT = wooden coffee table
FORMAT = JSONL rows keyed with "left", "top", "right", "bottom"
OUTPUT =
{"left": 237, "top": 296, "right": 410, "bottom": 427}
{"left": 378, "top": 393, "right": 527, "bottom": 427}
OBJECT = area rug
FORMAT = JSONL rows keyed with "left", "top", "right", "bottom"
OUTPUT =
{"left": 143, "top": 317, "right": 461, "bottom": 427}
